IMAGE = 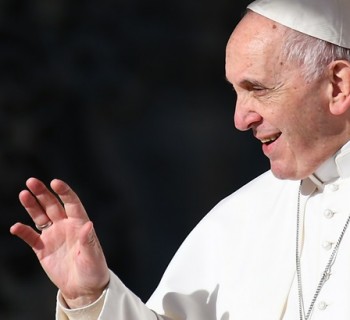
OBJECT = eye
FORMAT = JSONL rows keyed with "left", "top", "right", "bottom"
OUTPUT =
{"left": 241, "top": 80, "right": 268, "bottom": 93}
{"left": 249, "top": 85, "right": 268, "bottom": 96}
{"left": 235, "top": 79, "right": 272, "bottom": 97}
{"left": 251, "top": 86, "right": 265, "bottom": 91}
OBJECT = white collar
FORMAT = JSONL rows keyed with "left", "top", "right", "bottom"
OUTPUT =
{"left": 308, "top": 141, "right": 350, "bottom": 190}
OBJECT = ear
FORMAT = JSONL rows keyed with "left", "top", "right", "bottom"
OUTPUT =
{"left": 328, "top": 60, "right": 350, "bottom": 115}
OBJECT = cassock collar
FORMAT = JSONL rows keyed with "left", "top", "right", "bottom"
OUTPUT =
{"left": 308, "top": 140, "right": 350, "bottom": 190}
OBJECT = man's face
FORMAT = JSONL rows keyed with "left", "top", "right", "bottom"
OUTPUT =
{"left": 225, "top": 12, "right": 346, "bottom": 180}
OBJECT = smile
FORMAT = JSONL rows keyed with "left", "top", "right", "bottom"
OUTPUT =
{"left": 260, "top": 133, "right": 281, "bottom": 144}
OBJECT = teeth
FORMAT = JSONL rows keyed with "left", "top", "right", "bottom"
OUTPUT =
{"left": 261, "top": 134, "right": 280, "bottom": 144}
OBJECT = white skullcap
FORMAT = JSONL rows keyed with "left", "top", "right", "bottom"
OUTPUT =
{"left": 247, "top": 0, "right": 350, "bottom": 49}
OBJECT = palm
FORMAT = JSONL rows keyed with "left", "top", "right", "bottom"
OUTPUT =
{"left": 37, "top": 220, "right": 86, "bottom": 287}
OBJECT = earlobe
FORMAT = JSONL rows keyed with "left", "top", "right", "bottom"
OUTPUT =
{"left": 329, "top": 60, "right": 350, "bottom": 115}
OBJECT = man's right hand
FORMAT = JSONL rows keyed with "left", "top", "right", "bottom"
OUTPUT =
{"left": 10, "top": 177, "right": 110, "bottom": 308}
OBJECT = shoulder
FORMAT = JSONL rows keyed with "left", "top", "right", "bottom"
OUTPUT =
{"left": 201, "top": 170, "right": 300, "bottom": 225}
{"left": 218, "top": 169, "right": 297, "bottom": 203}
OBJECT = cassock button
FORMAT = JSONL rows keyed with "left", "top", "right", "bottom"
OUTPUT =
{"left": 318, "top": 301, "right": 328, "bottom": 311}
{"left": 323, "top": 209, "right": 335, "bottom": 219}
{"left": 322, "top": 241, "right": 333, "bottom": 251}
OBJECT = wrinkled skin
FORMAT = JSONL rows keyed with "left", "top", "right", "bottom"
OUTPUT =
{"left": 226, "top": 12, "right": 350, "bottom": 180}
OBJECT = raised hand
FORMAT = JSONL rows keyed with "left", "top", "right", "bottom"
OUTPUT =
{"left": 10, "top": 178, "right": 110, "bottom": 308}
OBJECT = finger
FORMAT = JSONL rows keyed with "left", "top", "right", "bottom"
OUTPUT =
{"left": 10, "top": 222, "right": 42, "bottom": 249}
{"left": 19, "top": 190, "right": 53, "bottom": 229}
{"left": 50, "top": 179, "right": 90, "bottom": 221}
{"left": 26, "top": 177, "right": 67, "bottom": 223}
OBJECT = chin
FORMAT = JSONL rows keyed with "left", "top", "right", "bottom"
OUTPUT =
{"left": 270, "top": 165, "right": 303, "bottom": 181}
{"left": 270, "top": 156, "right": 318, "bottom": 181}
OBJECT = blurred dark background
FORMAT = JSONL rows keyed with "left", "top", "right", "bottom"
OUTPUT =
{"left": 0, "top": 0, "right": 268, "bottom": 318}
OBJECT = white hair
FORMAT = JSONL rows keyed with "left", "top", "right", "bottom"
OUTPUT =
{"left": 281, "top": 28, "right": 350, "bottom": 81}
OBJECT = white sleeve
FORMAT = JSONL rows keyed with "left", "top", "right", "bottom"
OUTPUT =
{"left": 55, "top": 270, "right": 167, "bottom": 320}
{"left": 56, "top": 288, "right": 106, "bottom": 320}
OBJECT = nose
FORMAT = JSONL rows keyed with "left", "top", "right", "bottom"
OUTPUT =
{"left": 234, "top": 97, "right": 262, "bottom": 131}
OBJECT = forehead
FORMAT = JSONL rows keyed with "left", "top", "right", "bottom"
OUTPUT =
{"left": 226, "top": 12, "right": 287, "bottom": 84}
{"left": 228, "top": 11, "right": 285, "bottom": 51}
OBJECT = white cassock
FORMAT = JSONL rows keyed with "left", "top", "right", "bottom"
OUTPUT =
{"left": 57, "top": 141, "right": 350, "bottom": 320}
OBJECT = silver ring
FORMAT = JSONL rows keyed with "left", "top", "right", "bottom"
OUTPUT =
{"left": 35, "top": 221, "right": 53, "bottom": 231}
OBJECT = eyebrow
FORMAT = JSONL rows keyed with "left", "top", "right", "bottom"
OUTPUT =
{"left": 240, "top": 79, "right": 265, "bottom": 87}
{"left": 225, "top": 75, "right": 265, "bottom": 87}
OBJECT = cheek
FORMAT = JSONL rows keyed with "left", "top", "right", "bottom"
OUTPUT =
{"left": 284, "top": 114, "right": 326, "bottom": 158}
{"left": 278, "top": 108, "right": 318, "bottom": 150}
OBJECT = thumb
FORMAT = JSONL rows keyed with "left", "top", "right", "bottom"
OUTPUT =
{"left": 80, "top": 221, "right": 99, "bottom": 249}
{"left": 78, "top": 221, "right": 108, "bottom": 279}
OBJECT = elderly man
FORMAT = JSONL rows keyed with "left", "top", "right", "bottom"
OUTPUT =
{"left": 10, "top": 0, "right": 350, "bottom": 319}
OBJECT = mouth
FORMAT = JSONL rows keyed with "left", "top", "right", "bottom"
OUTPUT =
{"left": 260, "top": 133, "right": 281, "bottom": 145}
